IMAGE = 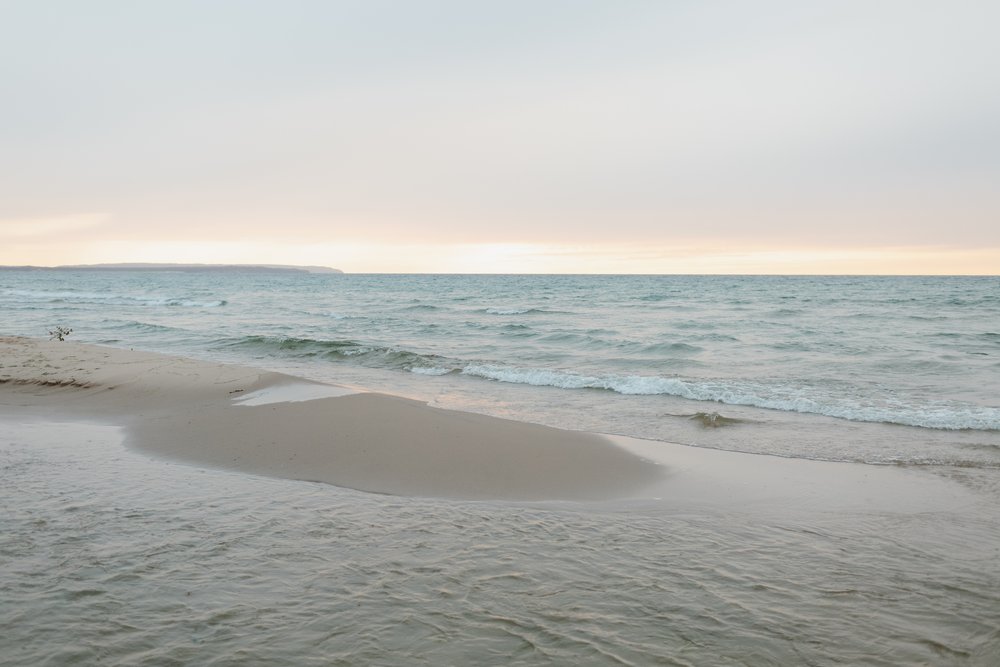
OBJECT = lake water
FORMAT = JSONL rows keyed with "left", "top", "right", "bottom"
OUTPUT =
{"left": 2, "top": 270, "right": 999, "bottom": 664}
{"left": 3, "top": 271, "right": 999, "bottom": 466}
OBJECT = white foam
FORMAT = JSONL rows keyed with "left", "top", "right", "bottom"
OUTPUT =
{"left": 410, "top": 366, "right": 453, "bottom": 376}
{"left": 485, "top": 307, "right": 532, "bottom": 315}
{"left": 232, "top": 383, "right": 358, "bottom": 406}
{"left": 460, "top": 364, "right": 1000, "bottom": 430}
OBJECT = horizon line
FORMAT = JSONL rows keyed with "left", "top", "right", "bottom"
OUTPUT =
{"left": 2, "top": 264, "right": 996, "bottom": 278}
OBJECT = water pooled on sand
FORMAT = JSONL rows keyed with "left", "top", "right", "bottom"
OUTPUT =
{"left": 3, "top": 418, "right": 998, "bottom": 665}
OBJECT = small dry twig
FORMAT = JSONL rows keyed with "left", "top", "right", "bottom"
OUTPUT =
{"left": 48, "top": 326, "right": 73, "bottom": 342}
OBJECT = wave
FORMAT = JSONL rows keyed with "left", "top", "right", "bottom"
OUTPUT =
{"left": 216, "top": 335, "right": 454, "bottom": 372}
{"left": 694, "top": 333, "right": 739, "bottom": 343}
{"left": 212, "top": 335, "right": 1000, "bottom": 431}
{"left": 482, "top": 307, "right": 563, "bottom": 315}
{"left": 636, "top": 294, "right": 673, "bottom": 302}
{"left": 947, "top": 296, "right": 1000, "bottom": 306}
{"left": 459, "top": 364, "right": 1000, "bottom": 431}
{"left": 105, "top": 320, "right": 187, "bottom": 334}
{"left": 409, "top": 366, "right": 455, "bottom": 376}
{"left": 397, "top": 304, "right": 443, "bottom": 312}
{"left": 638, "top": 342, "right": 703, "bottom": 354}
{"left": 3, "top": 289, "right": 225, "bottom": 308}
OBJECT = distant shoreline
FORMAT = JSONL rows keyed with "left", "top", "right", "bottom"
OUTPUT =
{"left": 0, "top": 263, "right": 342, "bottom": 274}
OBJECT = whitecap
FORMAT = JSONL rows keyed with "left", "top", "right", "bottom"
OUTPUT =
{"left": 410, "top": 366, "right": 453, "bottom": 376}
{"left": 459, "top": 364, "right": 1000, "bottom": 431}
{"left": 485, "top": 307, "right": 533, "bottom": 315}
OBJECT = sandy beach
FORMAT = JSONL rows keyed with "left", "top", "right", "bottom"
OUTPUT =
{"left": 0, "top": 336, "right": 665, "bottom": 501}
{"left": 0, "top": 336, "right": 974, "bottom": 512}
{"left": 5, "top": 3, "right": 998, "bottom": 660}
{"left": 4, "top": 335, "right": 998, "bottom": 665}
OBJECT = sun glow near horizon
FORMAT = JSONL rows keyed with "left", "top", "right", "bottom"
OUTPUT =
{"left": 2, "top": 226, "right": 997, "bottom": 275}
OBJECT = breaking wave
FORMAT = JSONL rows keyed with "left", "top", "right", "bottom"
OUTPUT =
{"left": 208, "top": 334, "right": 1000, "bottom": 431}
{"left": 215, "top": 335, "right": 453, "bottom": 372}
{"left": 460, "top": 364, "right": 1000, "bottom": 431}
{"left": 409, "top": 366, "right": 455, "bottom": 376}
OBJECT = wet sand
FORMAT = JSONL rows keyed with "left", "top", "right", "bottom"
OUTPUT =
{"left": 0, "top": 337, "right": 663, "bottom": 500}
{"left": 0, "top": 336, "right": 973, "bottom": 511}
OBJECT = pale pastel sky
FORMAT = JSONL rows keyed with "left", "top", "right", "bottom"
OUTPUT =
{"left": 1, "top": 0, "right": 998, "bottom": 273}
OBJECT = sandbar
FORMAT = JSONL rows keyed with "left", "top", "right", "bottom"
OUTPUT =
{"left": 1, "top": 336, "right": 973, "bottom": 511}
{"left": 0, "top": 337, "right": 664, "bottom": 500}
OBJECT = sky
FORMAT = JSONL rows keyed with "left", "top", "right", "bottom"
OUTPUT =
{"left": 1, "top": 0, "right": 998, "bottom": 274}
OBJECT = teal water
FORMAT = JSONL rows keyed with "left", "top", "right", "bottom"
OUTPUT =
{"left": 3, "top": 271, "right": 999, "bottom": 466}
{"left": 3, "top": 271, "right": 1000, "bottom": 665}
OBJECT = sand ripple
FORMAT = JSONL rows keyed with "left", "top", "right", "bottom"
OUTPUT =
{"left": 2, "top": 420, "right": 999, "bottom": 665}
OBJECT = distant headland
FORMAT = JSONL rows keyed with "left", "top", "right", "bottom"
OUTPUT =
{"left": 0, "top": 263, "right": 343, "bottom": 274}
